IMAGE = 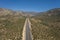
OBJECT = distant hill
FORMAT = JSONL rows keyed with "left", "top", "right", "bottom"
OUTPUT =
{"left": 34, "top": 8, "right": 60, "bottom": 21}
{"left": 0, "top": 8, "right": 25, "bottom": 17}
{"left": 0, "top": 8, "right": 38, "bottom": 17}
{"left": 42, "top": 8, "right": 60, "bottom": 14}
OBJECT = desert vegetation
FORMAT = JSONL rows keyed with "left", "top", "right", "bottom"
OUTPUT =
{"left": 30, "top": 8, "right": 60, "bottom": 40}
{"left": 0, "top": 15, "right": 26, "bottom": 40}
{"left": 0, "top": 8, "right": 26, "bottom": 40}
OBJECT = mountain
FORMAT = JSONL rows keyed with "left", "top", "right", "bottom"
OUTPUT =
{"left": 22, "top": 12, "right": 39, "bottom": 16}
{"left": 0, "top": 8, "right": 25, "bottom": 16}
{"left": 43, "top": 8, "right": 60, "bottom": 15}
{"left": 31, "top": 8, "right": 60, "bottom": 40}
{"left": 0, "top": 8, "right": 38, "bottom": 17}
{"left": 34, "top": 8, "right": 60, "bottom": 20}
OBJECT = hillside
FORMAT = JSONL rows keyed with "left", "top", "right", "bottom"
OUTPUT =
{"left": 0, "top": 8, "right": 26, "bottom": 40}
{"left": 31, "top": 8, "right": 60, "bottom": 40}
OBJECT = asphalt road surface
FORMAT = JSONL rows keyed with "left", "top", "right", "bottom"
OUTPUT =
{"left": 22, "top": 18, "right": 32, "bottom": 40}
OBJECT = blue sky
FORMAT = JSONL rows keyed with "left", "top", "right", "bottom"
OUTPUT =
{"left": 0, "top": 0, "right": 60, "bottom": 12}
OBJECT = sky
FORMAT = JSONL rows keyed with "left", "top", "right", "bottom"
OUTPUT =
{"left": 0, "top": 0, "right": 60, "bottom": 12}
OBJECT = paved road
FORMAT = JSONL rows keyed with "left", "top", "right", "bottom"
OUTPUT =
{"left": 22, "top": 18, "right": 32, "bottom": 40}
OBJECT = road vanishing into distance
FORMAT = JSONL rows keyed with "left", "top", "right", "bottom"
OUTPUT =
{"left": 22, "top": 18, "right": 33, "bottom": 40}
